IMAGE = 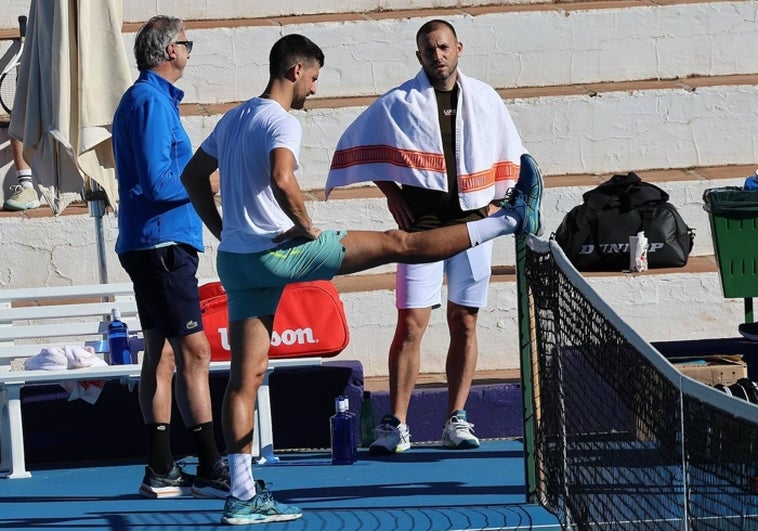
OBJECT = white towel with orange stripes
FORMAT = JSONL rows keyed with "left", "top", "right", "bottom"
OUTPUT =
{"left": 325, "top": 70, "right": 526, "bottom": 210}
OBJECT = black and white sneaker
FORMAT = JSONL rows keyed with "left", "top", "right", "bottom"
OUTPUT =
{"left": 192, "top": 458, "right": 230, "bottom": 498}
{"left": 139, "top": 462, "right": 195, "bottom": 498}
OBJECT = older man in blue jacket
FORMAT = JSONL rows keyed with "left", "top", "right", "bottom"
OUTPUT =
{"left": 113, "top": 15, "right": 227, "bottom": 500}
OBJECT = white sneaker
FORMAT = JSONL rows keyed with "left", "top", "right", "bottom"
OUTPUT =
{"left": 4, "top": 185, "right": 41, "bottom": 211}
{"left": 441, "top": 410, "right": 480, "bottom": 449}
{"left": 368, "top": 415, "right": 411, "bottom": 455}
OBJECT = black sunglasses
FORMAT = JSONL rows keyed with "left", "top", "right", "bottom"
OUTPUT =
{"left": 172, "top": 40, "right": 193, "bottom": 53}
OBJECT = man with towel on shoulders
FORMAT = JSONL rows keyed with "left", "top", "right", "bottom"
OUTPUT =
{"left": 326, "top": 19, "right": 529, "bottom": 455}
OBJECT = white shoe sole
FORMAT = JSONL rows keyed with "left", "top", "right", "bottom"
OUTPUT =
{"left": 221, "top": 513, "right": 303, "bottom": 525}
{"left": 441, "top": 438, "right": 481, "bottom": 449}
{"left": 368, "top": 443, "right": 411, "bottom": 455}
{"left": 139, "top": 484, "right": 193, "bottom": 498}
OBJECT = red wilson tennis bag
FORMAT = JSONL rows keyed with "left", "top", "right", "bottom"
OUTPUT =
{"left": 199, "top": 280, "right": 350, "bottom": 361}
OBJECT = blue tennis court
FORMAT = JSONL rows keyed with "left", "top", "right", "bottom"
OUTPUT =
{"left": 0, "top": 439, "right": 561, "bottom": 530}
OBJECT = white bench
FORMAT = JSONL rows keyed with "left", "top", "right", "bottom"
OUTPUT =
{"left": 0, "top": 282, "right": 319, "bottom": 479}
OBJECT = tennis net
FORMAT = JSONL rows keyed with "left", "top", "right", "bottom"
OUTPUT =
{"left": 519, "top": 236, "right": 758, "bottom": 530}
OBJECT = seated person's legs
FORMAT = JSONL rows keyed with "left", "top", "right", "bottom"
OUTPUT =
{"left": 4, "top": 137, "right": 40, "bottom": 211}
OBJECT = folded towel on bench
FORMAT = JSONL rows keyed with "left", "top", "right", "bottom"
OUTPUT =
{"left": 24, "top": 345, "right": 107, "bottom": 371}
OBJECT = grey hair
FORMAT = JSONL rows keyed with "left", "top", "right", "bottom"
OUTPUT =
{"left": 133, "top": 15, "right": 184, "bottom": 71}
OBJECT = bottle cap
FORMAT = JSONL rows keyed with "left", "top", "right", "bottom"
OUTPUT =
{"left": 335, "top": 396, "right": 348, "bottom": 413}
{"left": 111, "top": 307, "right": 121, "bottom": 320}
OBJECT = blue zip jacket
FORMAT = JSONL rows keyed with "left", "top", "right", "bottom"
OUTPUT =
{"left": 113, "top": 69, "right": 203, "bottom": 254}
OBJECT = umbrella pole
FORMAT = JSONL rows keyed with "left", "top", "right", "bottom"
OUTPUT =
{"left": 86, "top": 185, "right": 109, "bottom": 285}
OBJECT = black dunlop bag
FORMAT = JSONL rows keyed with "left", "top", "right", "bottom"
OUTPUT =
{"left": 554, "top": 172, "right": 695, "bottom": 271}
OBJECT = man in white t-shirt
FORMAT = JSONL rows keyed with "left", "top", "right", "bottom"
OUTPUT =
{"left": 181, "top": 33, "right": 544, "bottom": 526}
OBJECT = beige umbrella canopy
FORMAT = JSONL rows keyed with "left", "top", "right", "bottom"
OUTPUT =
{"left": 9, "top": 0, "right": 131, "bottom": 216}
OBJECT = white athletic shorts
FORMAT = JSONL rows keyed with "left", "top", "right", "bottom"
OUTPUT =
{"left": 395, "top": 240, "right": 493, "bottom": 309}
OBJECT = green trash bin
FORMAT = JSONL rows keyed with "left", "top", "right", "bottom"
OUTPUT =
{"left": 703, "top": 186, "right": 758, "bottom": 300}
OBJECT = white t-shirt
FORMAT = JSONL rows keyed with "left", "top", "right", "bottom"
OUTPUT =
{"left": 200, "top": 98, "right": 302, "bottom": 253}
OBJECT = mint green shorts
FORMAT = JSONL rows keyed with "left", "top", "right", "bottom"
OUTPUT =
{"left": 217, "top": 230, "right": 347, "bottom": 320}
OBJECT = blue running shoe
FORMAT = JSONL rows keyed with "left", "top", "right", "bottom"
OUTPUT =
{"left": 501, "top": 153, "right": 544, "bottom": 236}
{"left": 221, "top": 482, "right": 303, "bottom": 525}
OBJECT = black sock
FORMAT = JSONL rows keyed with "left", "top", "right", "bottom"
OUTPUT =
{"left": 190, "top": 422, "right": 221, "bottom": 476}
{"left": 146, "top": 423, "right": 174, "bottom": 474}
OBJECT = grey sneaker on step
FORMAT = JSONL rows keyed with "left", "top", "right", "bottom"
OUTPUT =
{"left": 3, "top": 185, "right": 41, "bottom": 211}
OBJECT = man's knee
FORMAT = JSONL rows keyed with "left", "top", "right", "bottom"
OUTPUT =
{"left": 448, "top": 302, "right": 479, "bottom": 325}
{"left": 395, "top": 311, "right": 429, "bottom": 345}
{"left": 227, "top": 363, "right": 267, "bottom": 394}
{"left": 175, "top": 332, "right": 213, "bottom": 368}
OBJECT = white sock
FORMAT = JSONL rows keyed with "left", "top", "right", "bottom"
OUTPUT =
{"left": 228, "top": 453, "right": 256, "bottom": 500}
{"left": 16, "top": 170, "right": 32, "bottom": 189}
{"left": 466, "top": 208, "right": 520, "bottom": 246}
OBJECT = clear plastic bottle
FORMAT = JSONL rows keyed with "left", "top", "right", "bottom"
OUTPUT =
{"left": 107, "top": 308, "right": 133, "bottom": 365}
{"left": 330, "top": 396, "right": 357, "bottom": 465}
{"left": 359, "top": 390, "right": 375, "bottom": 447}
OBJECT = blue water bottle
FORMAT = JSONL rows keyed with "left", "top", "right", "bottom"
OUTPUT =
{"left": 108, "top": 308, "right": 133, "bottom": 365}
{"left": 330, "top": 396, "right": 357, "bottom": 465}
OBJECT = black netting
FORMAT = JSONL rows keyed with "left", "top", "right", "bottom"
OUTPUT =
{"left": 523, "top": 238, "right": 758, "bottom": 530}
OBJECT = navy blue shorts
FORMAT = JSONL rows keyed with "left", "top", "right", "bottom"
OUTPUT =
{"left": 118, "top": 244, "right": 204, "bottom": 337}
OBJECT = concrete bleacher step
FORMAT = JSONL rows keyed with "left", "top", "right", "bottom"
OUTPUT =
{"left": 177, "top": 74, "right": 758, "bottom": 190}
{"left": 112, "top": 0, "right": 758, "bottom": 103}
{"left": 0, "top": 167, "right": 749, "bottom": 377}
{"left": 3, "top": 0, "right": 758, "bottom": 177}
{"left": 4, "top": 0, "right": 756, "bottom": 186}
{"left": 114, "top": 0, "right": 756, "bottom": 182}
